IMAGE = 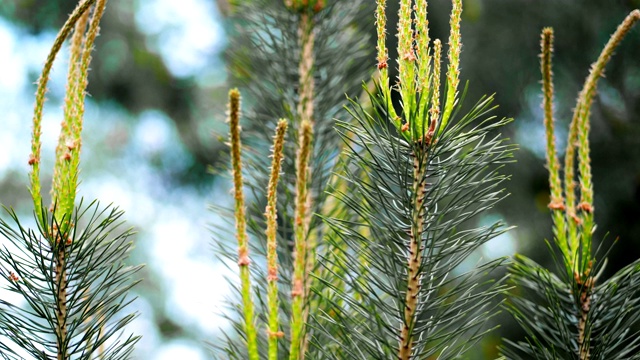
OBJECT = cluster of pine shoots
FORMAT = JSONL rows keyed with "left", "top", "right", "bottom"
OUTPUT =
{"left": 1, "top": 0, "right": 640, "bottom": 359}
{"left": 221, "top": 0, "right": 640, "bottom": 359}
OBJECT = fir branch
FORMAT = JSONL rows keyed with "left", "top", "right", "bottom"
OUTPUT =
{"left": 227, "top": 88, "right": 259, "bottom": 360}
{"left": 45, "top": 11, "right": 109, "bottom": 345}
{"left": 312, "top": 2, "right": 513, "bottom": 357}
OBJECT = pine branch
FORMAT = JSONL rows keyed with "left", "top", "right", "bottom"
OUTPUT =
{"left": 309, "top": 2, "right": 517, "bottom": 358}
{"left": 0, "top": 201, "right": 141, "bottom": 359}
{"left": 1, "top": 2, "right": 141, "bottom": 358}
{"left": 504, "top": 10, "right": 640, "bottom": 360}
{"left": 317, "top": 86, "right": 513, "bottom": 359}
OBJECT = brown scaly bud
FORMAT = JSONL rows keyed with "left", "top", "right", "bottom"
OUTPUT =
{"left": 313, "top": 0, "right": 325, "bottom": 12}
{"left": 237, "top": 247, "right": 251, "bottom": 266}
{"left": 570, "top": 212, "right": 583, "bottom": 225}
{"left": 28, "top": 154, "right": 37, "bottom": 165}
{"left": 573, "top": 270, "right": 583, "bottom": 285}
{"left": 548, "top": 199, "right": 566, "bottom": 211}
{"left": 378, "top": 58, "right": 388, "bottom": 70}
{"left": 577, "top": 202, "right": 594, "bottom": 213}
{"left": 267, "top": 267, "right": 278, "bottom": 282}
{"left": 267, "top": 329, "right": 286, "bottom": 338}
{"left": 291, "top": 279, "right": 304, "bottom": 297}
{"left": 65, "top": 139, "right": 76, "bottom": 151}
{"left": 9, "top": 272, "right": 19, "bottom": 282}
{"left": 402, "top": 50, "right": 416, "bottom": 62}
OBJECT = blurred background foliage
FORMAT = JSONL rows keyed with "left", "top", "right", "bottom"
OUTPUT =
{"left": 0, "top": 0, "right": 639, "bottom": 358}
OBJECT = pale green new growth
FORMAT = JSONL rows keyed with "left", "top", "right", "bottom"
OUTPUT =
{"left": 266, "top": 119, "right": 288, "bottom": 360}
{"left": 441, "top": 0, "right": 462, "bottom": 132}
{"left": 376, "top": 0, "right": 462, "bottom": 142}
{"left": 289, "top": 6, "right": 318, "bottom": 359}
{"left": 227, "top": 88, "right": 259, "bottom": 360}
{"left": 29, "top": 0, "right": 98, "bottom": 225}
{"left": 375, "top": 0, "right": 399, "bottom": 127}
{"left": 1, "top": 2, "right": 140, "bottom": 359}
{"left": 290, "top": 120, "right": 313, "bottom": 360}
{"left": 505, "top": 10, "right": 640, "bottom": 360}
{"left": 52, "top": 0, "right": 107, "bottom": 232}
{"left": 541, "top": 10, "right": 640, "bottom": 277}
{"left": 570, "top": 10, "right": 640, "bottom": 274}
{"left": 540, "top": 28, "right": 570, "bottom": 268}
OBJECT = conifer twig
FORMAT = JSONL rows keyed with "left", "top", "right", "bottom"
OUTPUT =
{"left": 571, "top": 10, "right": 640, "bottom": 273}
{"left": 540, "top": 28, "right": 570, "bottom": 267}
{"left": 427, "top": 39, "right": 442, "bottom": 142}
{"left": 534, "top": 12, "right": 640, "bottom": 360}
{"left": 375, "top": 0, "right": 400, "bottom": 130}
{"left": 397, "top": 0, "right": 416, "bottom": 129}
{"left": 42, "top": 2, "right": 108, "bottom": 358}
{"left": 266, "top": 119, "right": 288, "bottom": 360}
{"left": 290, "top": 120, "right": 313, "bottom": 360}
{"left": 52, "top": 8, "right": 88, "bottom": 215}
{"left": 288, "top": 6, "right": 318, "bottom": 359}
{"left": 53, "top": 0, "right": 107, "bottom": 230}
{"left": 415, "top": 0, "right": 431, "bottom": 135}
{"left": 54, "top": 224, "right": 69, "bottom": 360}
{"left": 228, "top": 89, "right": 258, "bottom": 360}
{"left": 48, "top": 12, "right": 89, "bottom": 360}
{"left": 29, "top": 0, "right": 97, "bottom": 224}
{"left": 441, "top": 0, "right": 462, "bottom": 132}
{"left": 570, "top": 11, "right": 638, "bottom": 360}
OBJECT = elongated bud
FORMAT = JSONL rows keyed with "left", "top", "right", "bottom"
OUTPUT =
{"left": 441, "top": 0, "right": 462, "bottom": 133}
